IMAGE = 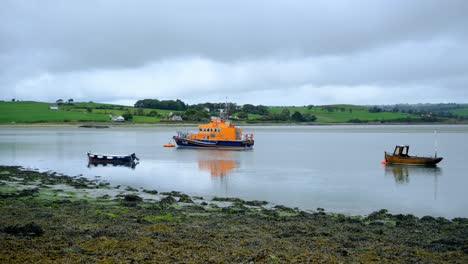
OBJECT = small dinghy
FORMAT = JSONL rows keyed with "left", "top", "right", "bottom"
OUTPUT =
{"left": 87, "top": 152, "right": 139, "bottom": 164}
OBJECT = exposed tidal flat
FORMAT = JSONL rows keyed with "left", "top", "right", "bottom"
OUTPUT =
{"left": 1, "top": 166, "right": 467, "bottom": 263}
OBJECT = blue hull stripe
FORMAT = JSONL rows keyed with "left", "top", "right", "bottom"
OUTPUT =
{"left": 173, "top": 137, "right": 254, "bottom": 149}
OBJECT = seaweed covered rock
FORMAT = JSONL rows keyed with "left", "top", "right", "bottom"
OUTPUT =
{"left": 366, "top": 209, "right": 389, "bottom": 221}
{"left": 178, "top": 195, "right": 193, "bottom": 204}
{"left": 4, "top": 222, "right": 44, "bottom": 237}
{"left": 18, "top": 188, "right": 40, "bottom": 197}
{"left": 245, "top": 200, "right": 268, "bottom": 207}
{"left": 159, "top": 195, "right": 177, "bottom": 206}
{"left": 212, "top": 196, "right": 245, "bottom": 204}
{"left": 124, "top": 194, "right": 143, "bottom": 202}
{"left": 143, "top": 189, "right": 158, "bottom": 195}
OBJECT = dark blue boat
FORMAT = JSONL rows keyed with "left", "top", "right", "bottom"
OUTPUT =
{"left": 87, "top": 152, "right": 139, "bottom": 163}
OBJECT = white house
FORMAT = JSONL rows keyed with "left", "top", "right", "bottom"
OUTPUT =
{"left": 49, "top": 105, "right": 58, "bottom": 110}
{"left": 110, "top": 115, "right": 125, "bottom": 122}
{"left": 171, "top": 115, "right": 183, "bottom": 121}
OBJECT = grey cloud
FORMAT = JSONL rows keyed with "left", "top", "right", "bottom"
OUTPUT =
{"left": 1, "top": 0, "right": 468, "bottom": 104}
{"left": 2, "top": 1, "right": 468, "bottom": 68}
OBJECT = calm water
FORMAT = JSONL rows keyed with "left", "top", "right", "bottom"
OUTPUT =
{"left": 1, "top": 125, "right": 467, "bottom": 218}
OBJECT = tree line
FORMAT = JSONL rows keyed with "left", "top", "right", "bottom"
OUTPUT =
{"left": 133, "top": 99, "right": 316, "bottom": 122}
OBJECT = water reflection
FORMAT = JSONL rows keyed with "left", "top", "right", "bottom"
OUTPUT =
{"left": 384, "top": 164, "right": 442, "bottom": 199}
{"left": 198, "top": 160, "right": 236, "bottom": 177}
{"left": 384, "top": 164, "right": 442, "bottom": 184}
{"left": 87, "top": 161, "right": 139, "bottom": 169}
{"left": 195, "top": 150, "right": 237, "bottom": 177}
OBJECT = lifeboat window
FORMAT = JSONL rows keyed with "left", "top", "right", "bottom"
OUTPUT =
{"left": 394, "top": 146, "right": 401, "bottom": 156}
{"left": 402, "top": 146, "right": 408, "bottom": 156}
{"left": 210, "top": 133, "right": 215, "bottom": 138}
{"left": 199, "top": 128, "right": 202, "bottom": 131}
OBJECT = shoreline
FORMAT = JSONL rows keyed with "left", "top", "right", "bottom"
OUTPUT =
{"left": 1, "top": 165, "right": 467, "bottom": 262}
{"left": 1, "top": 121, "right": 468, "bottom": 127}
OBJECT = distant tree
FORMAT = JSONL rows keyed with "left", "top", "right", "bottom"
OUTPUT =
{"left": 348, "top": 118, "right": 367, "bottom": 123}
{"left": 241, "top": 104, "right": 269, "bottom": 115}
{"left": 291, "top": 111, "right": 305, "bottom": 122}
{"left": 237, "top": 112, "right": 248, "bottom": 119}
{"left": 122, "top": 111, "right": 133, "bottom": 121}
{"left": 86, "top": 107, "right": 92, "bottom": 113}
{"left": 255, "top": 105, "right": 269, "bottom": 115}
{"left": 307, "top": 105, "right": 314, "bottom": 110}
{"left": 242, "top": 104, "right": 255, "bottom": 113}
{"left": 134, "top": 98, "right": 187, "bottom": 110}
{"left": 182, "top": 109, "right": 209, "bottom": 121}
{"left": 323, "top": 106, "right": 335, "bottom": 112}
{"left": 67, "top": 99, "right": 74, "bottom": 104}
{"left": 368, "top": 106, "right": 382, "bottom": 113}
{"left": 11, "top": 99, "right": 15, "bottom": 102}
{"left": 303, "top": 113, "right": 317, "bottom": 122}
{"left": 280, "top": 108, "right": 291, "bottom": 120}
{"left": 281, "top": 108, "right": 290, "bottom": 115}
{"left": 148, "top": 110, "right": 159, "bottom": 117}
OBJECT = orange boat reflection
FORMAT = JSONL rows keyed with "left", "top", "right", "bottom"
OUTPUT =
{"left": 198, "top": 159, "right": 236, "bottom": 177}
{"left": 194, "top": 150, "right": 237, "bottom": 177}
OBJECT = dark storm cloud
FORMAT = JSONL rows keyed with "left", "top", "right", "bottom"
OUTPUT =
{"left": 1, "top": 0, "right": 467, "bottom": 104}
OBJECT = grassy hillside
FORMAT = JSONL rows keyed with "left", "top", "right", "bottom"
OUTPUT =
{"left": 0, "top": 101, "right": 172, "bottom": 124}
{"left": 1, "top": 101, "right": 463, "bottom": 124}
{"left": 269, "top": 105, "right": 416, "bottom": 123}
{"left": 450, "top": 104, "right": 468, "bottom": 117}
{"left": 0, "top": 102, "right": 108, "bottom": 123}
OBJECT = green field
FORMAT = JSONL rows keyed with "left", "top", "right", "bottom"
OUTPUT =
{"left": 269, "top": 105, "right": 416, "bottom": 123}
{"left": 0, "top": 102, "right": 108, "bottom": 123}
{"left": 0, "top": 101, "right": 171, "bottom": 124}
{"left": 450, "top": 105, "right": 468, "bottom": 117}
{"left": 0, "top": 101, "right": 458, "bottom": 124}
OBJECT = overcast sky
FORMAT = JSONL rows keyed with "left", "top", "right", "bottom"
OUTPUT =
{"left": 1, "top": 0, "right": 467, "bottom": 106}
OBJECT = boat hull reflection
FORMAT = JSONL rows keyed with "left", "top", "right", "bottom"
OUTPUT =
{"left": 87, "top": 161, "right": 138, "bottom": 169}
{"left": 384, "top": 164, "right": 442, "bottom": 184}
{"left": 192, "top": 149, "right": 238, "bottom": 177}
{"left": 199, "top": 159, "right": 236, "bottom": 177}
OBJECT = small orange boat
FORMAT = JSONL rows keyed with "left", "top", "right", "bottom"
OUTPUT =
{"left": 384, "top": 145, "right": 443, "bottom": 166}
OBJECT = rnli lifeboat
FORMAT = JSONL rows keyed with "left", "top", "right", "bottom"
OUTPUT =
{"left": 173, "top": 114, "right": 254, "bottom": 150}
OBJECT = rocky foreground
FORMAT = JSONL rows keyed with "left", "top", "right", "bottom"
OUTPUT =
{"left": 0, "top": 166, "right": 467, "bottom": 263}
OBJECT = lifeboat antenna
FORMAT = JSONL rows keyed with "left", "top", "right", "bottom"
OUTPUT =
{"left": 219, "top": 97, "right": 228, "bottom": 121}
{"left": 434, "top": 130, "right": 438, "bottom": 158}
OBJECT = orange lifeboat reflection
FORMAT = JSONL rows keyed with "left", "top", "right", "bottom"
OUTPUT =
{"left": 198, "top": 159, "right": 236, "bottom": 177}
{"left": 196, "top": 150, "right": 237, "bottom": 177}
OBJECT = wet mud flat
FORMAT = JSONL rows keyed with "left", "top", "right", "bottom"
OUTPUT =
{"left": 0, "top": 166, "right": 467, "bottom": 263}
